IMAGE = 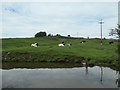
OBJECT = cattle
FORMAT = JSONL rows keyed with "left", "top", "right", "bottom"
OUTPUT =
{"left": 58, "top": 43, "right": 65, "bottom": 46}
{"left": 109, "top": 41, "right": 114, "bottom": 44}
{"left": 36, "top": 43, "right": 39, "bottom": 46}
{"left": 66, "top": 44, "right": 72, "bottom": 46}
{"left": 80, "top": 41, "right": 86, "bottom": 44}
{"left": 31, "top": 43, "right": 39, "bottom": 47}
{"left": 58, "top": 43, "right": 72, "bottom": 47}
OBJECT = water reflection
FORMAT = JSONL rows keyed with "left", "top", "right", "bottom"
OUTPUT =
{"left": 85, "top": 65, "right": 104, "bottom": 86}
{"left": 84, "top": 63, "right": 103, "bottom": 85}
{"left": 2, "top": 65, "right": 119, "bottom": 88}
{"left": 116, "top": 71, "right": 120, "bottom": 89}
{"left": 85, "top": 62, "right": 88, "bottom": 75}
{"left": 100, "top": 67, "right": 103, "bottom": 85}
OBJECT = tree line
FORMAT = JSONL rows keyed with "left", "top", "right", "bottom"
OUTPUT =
{"left": 35, "top": 31, "right": 71, "bottom": 38}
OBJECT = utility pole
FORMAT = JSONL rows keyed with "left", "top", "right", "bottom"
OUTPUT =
{"left": 99, "top": 19, "right": 104, "bottom": 45}
{"left": 77, "top": 32, "right": 78, "bottom": 38}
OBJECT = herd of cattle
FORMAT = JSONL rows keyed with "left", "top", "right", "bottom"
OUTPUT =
{"left": 31, "top": 41, "right": 114, "bottom": 47}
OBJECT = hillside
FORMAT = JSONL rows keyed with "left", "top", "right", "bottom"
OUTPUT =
{"left": 2, "top": 36, "right": 118, "bottom": 65}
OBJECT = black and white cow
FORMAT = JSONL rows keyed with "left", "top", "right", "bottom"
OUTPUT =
{"left": 66, "top": 44, "right": 72, "bottom": 46}
{"left": 31, "top": 43, "right": 39, "bottom": 47}
{"left": 80, "top": 41, "right": 86, "bottom": 44}
{"left": 109, "top": 41, "right": 114, "bottom": 44}
{"left": 58, "top": 43, "right": 65, "bottom": 46}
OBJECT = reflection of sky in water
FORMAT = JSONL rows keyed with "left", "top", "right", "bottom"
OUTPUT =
{"left": 0, "top": 69, "right": 2, "bottom": 89}
{"left": 2, "top": 66, "right": 118, "bottom": 88}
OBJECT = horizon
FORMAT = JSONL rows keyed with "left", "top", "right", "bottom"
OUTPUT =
{"left": 1, "top": 35, "right": 118, "bottom": 39}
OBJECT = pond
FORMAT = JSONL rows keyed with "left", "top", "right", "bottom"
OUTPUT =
{"left": 2, "top": 62, "right": 120, "bottom": 88}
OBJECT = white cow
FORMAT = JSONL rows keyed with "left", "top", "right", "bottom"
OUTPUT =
{"left": 66, "top": 44, "right": 72, "bottom": 46}
{"left": 31, "top": 43, "right": 39, "bottom": 47}
{"left": 58, "top": 44, "right": 65, "bottom": 47}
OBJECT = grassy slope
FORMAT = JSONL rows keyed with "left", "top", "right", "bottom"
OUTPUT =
{"left": 2, "top": 37, "right": 118, "bottom": 64}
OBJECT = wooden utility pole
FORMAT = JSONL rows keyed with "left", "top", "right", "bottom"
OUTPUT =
{"left": 99, "top": 19, "right": 104, "bottom": 45}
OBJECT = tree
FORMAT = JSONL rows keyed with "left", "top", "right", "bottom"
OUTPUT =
{"left": 68, "top": 35, "right": 70, "bottom": 37}
{"left": 35, "top": 32, "right": 47, "bottom": 37}
{"left": 48, "top": 34, "right": 52, "bottom": 36}
{"left": 109, "top": 24, "right": 120, "bottom": 39}
{"left": 109, "top": 24, "right": 120, "bottom": 63}
{"left": 56, "top": 34, "right": 61, "bottom": 37}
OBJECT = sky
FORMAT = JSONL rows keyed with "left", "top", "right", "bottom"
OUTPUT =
{"left": 0, "top": 2, "right": 118, "bottom": 38}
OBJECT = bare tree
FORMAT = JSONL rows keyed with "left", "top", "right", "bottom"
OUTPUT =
{"left": 109, "top": 24, "right": 120, "bottom": 63}
{"left": 109, "top": 24, "right": 120, "bottom": 39}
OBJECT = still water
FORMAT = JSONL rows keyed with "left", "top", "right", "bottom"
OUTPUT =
{"left": 2, "top": 63, "right": 119, "bottom": 88}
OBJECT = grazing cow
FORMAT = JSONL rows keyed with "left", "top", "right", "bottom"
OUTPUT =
{"left": 31, "top": 43, "right": 39, "bottom": 47}
{"left": 80, "top": 41, "right": 86, "bottom": 44}
{"left": 66, "top": 44, "right": 72, "bottom": 46}
{"left": 109, "top": 41, "right": 114, "bottom": 44}
{"left": 58, "top": 43, "right": 65, "bottom": 46}
{"left": 36, "top": 43, "right": 39, "bottom": 46}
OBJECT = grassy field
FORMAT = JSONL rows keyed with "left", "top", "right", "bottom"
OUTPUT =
{"left": 2, "top": 36, "right": 119, "bottom": 66}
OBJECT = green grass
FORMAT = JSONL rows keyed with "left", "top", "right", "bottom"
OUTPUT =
{"left": 2, "top": 36, "right": 118, "bottom": 65}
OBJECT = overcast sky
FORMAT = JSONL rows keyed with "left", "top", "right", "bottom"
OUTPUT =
{"left": 1, "top": 2, "right": 118, "bottom": 38}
